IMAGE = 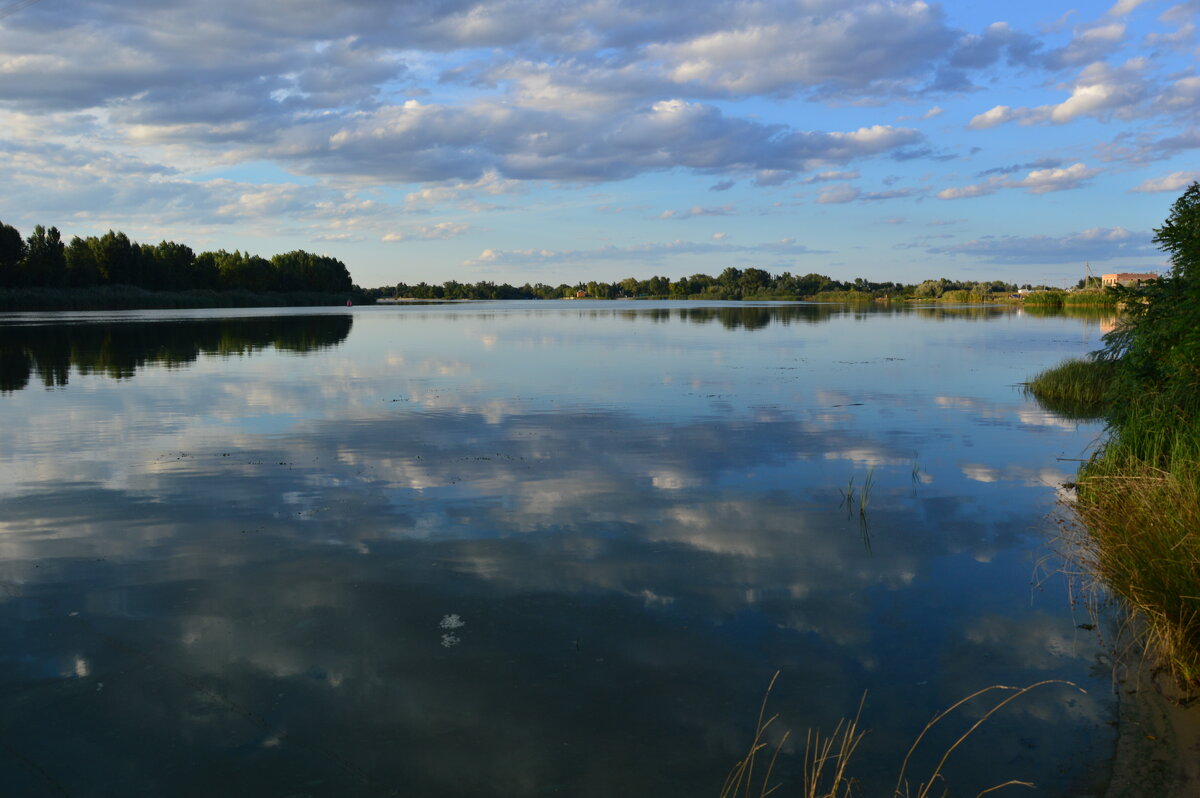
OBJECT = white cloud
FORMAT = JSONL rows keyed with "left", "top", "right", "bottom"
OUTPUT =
{"left": 968, "top": 61, "right": 1150, "bottom": 128}
{"left": 1014, "top": 162, "right": 1101, "bottom": 193}
{"left": 659, "top": 204, "right": 736, "bottom": 219}
{"left": 1107, "top": 0, "right": 1151, "bottom": 17}
{"left": 937, "top": 180, "right": 1001, "bottom": 200}
{"left": 463, "top": 237, "right": 824, "bottom": 267}
{"left": 968, "top": 105, "right": 1015, "bottom": 130}
{"left": 381, "top": 222, "right": 472, "bottom": 242}
{"left": 817, "top": 184, "right": 860, "bottom": 204}
{"left": 1129, "top": 171, "right": 1200, "bottom": 192}
{"left": 931, "top": 226, "right": 1155, "bottom": 263}
{"left": 939, "top": 162, "right": 1099, "bottom": 199}
{"left": 801, "top": 170, "right": 861, "bottom": 184}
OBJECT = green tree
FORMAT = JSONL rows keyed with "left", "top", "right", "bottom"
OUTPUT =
{"left": 0, "top": 220, "right": 26, "bottom": 288}
{"left": 1155, "top": 181, "right": 1200, "bottom": 280}
{"left": 24, "top": 225, "right": 67, "bottom": 287}
{"left": 1101, "top": 182, "right": 1200, "bottom": 427}
{"left": 65, "top": 236, "right": 100, "bottom": 287}
{"left": 91, "top": 231, "right": 139, "bottom": 286}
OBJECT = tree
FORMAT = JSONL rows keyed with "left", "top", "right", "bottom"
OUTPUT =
{"left": 1100, "top": 182, "right": 1200, "bottom": 425}
{"left": 1154, "top": 181, "right": 1200, "bottom": 280}
{"left": 0, "top": 220, "right": 26, "bottom": 288}
{"left": 92, "top": 231, "right": 139, "bottom": 285}
{"left": 65, "top": 236, "right": 100, "bottom": 287}
{"left": 144, "top": 241, "right": 196, "bottom": 290}
{"left": 24, "top": 225, "right": 67, "bottom": 287}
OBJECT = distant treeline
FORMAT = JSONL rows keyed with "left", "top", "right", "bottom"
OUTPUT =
{"left": 0, "top": 220, "right": 354, "bottom": 295}
{"left": 0, "top": 314, "right": 353, "bottom": 393}
{"left": 377, "top": 269, "right": 1058, "bottom": 301}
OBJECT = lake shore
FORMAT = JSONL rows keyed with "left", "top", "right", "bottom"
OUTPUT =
{"left": 1105, "top": 663, "right": 1200, "bottom": 798}
{"left": 0, "top": 285, "right": 368, "bottom": 311}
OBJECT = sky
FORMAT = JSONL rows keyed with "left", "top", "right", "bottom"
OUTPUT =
{"left": 0, "top": 0, "right": 1197, "bottom": 288}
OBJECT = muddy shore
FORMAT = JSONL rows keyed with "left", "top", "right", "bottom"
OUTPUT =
{"left": 1104, "top": 664, "right": 1200, "bottom": 798}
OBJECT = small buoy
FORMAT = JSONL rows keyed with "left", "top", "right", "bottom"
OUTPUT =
{"left": 346, "top": 300, "right": 353, "bottom": 307}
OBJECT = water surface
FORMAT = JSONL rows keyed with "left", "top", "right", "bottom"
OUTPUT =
{"left": 0, "top": 302, "right": 1116, "bottom": 796}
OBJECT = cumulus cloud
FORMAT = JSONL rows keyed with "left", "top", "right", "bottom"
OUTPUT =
{"left": 659, "top": 204, "right": 736, "bottom": 219}
{"left": 931, "top": 227, "right": 1155, "bottom": 263}
{"left": 261, "top": 100, "right": 926, "bottom": 184}
{"left": 968, "top": 60, "right": 1155, "bottom": 128}
{"left": 1014, "top": 162, "right": 1101, "bottom": 193}
{"left": 817, "top": 184, "right": 860, "bottom": 204}
{"left": 464, "top": 237, "right": 824, "bottom": 266}
{"left": 937, "top": 180, "right": 1002, "bottom": 200}
{"left": 1129, "top": 171, "right": 1200, "bottom": 192}
{"left": 801, "top": 170, "right": 861, "bottom": 184}
{"left": 1107, "top": 0, "right": 1151, "bottom": 17}
{"left": 939, "top": 162, "right": 1100, "bottom": 199}
{"left": 381, "top": 222, "right": 472, "bottom": 242}
{"left": 968, "top": 105, "right": 1015, "bottom": 130}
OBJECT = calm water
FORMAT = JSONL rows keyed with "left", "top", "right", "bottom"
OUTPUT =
{"left": 1, "top": 302, "right": 1116, "bottom": 796}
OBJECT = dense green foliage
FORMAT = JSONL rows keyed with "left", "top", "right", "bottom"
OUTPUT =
{"left": 388, "top": 269, "right": 1021, "bottom": 301}
{"left": 1037, "top": 183, "right": 1200, "bottom": 687}
{"left": 0, "top": 220, "right": 353, "bottom": 295}
{"left": 1098, "top": 182, "right": 1200, "bottom": 432}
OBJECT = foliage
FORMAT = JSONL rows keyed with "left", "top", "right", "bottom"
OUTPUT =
{"left": 1056, "top": 182, "right": 1200, "bottom": 687}
{"left": 389, "top": 272, "right": 1015, "bottom": 302}
{"left": 0, "top": 220, "right": 354, "bottom": 296}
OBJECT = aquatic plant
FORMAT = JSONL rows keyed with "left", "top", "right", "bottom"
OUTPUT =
{"left": 1024, "top": 357, "right": 1116, "bottom": 418}
{"left": 722, "top": 675, "right": 1076, "bottom": 798}
{"left": 859, "top": 468, "right": 874, "bottom": 514}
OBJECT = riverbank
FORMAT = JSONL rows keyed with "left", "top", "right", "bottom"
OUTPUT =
{"left": 0, "top": 285, "right": 370, "bottom": 311}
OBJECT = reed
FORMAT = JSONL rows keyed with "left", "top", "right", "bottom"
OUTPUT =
{"left": 1020, "top": 290, "right": 1066, "bottom": 308}
{"left": 1023, "top": 357, "right": 1116, "bottom": 417}
{"left": 1062, "top": 289, "right": 1118, "bottom": 308}
{"left": 1065, "top": 394, "right": 1200, "bottom": 686}
{"left": 860, "top": 468, "right": 874, "bottom": 514}
{"left": 722, "top": 675, "right": 1076, "bottom": 798}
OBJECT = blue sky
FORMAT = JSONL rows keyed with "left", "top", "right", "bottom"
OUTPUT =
{"left": 0, "top": 0, "right": 1196, "bottom": 287}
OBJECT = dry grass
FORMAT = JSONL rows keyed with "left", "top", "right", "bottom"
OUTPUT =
{"left": 722, "top": 675, "right": 1077, "bottom": 798}
{"left": 1069, "top": 460, "right": 1200, "bottom": 687}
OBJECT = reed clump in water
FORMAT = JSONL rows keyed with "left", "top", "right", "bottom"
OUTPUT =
{"left": 1022, "top": 289, "right": 1119, "bottom": 309}
{"left": 1024, "top": 357, "right": 1116, "bottom": 418}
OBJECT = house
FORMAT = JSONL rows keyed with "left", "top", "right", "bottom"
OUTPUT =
{"left": 1101, "top": 272, "right": 1157, "bottom": 287}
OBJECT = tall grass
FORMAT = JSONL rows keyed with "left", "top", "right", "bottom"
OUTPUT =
{"left": 721, "top": 675, "right": 1076, "bottom": 798}
{"left": 1024, "top": 357, "right": 1116, "bottom": 418}
{"left": 1022, "top": 289, "right": 1119, "bottom": 310}
{"left": 1028, "top": 366, "right": 1200, "bottom": 685}
{"left": 1066, "top": 396, "right": 1200, "bottom": 686}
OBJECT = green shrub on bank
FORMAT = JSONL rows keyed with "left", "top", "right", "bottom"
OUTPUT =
{"left": 1037, "top": 182, "right": 1200, "bottom": 688}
